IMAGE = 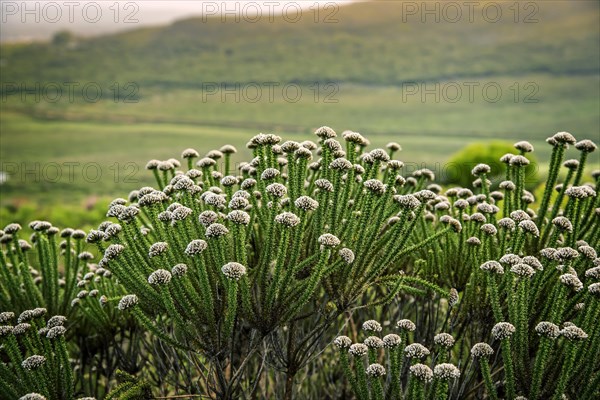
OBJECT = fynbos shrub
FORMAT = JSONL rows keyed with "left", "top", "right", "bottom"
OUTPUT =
{"left": 1, "top": 128, "right": 598, "bottom": 399}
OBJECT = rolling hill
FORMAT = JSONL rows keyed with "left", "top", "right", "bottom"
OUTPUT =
{"left": 1, "top": 1, "right": 598, "bottom": 87}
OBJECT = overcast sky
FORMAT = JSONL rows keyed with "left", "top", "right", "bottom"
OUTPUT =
{"left": 1, "top": 1, "right": 353, "bottom": 42}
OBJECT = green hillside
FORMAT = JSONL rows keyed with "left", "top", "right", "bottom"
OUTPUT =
{"left": 1, "top": 1, "right": 598, "bottom": 86}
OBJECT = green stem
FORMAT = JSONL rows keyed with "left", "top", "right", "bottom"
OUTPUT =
{"left": 500, "top": 340, "right": 515, "bottom": 400}
{"left": 480, "top": 359, "right": 498, "bottom": 400}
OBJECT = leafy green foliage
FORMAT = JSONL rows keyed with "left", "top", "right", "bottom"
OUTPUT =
{"left": 105, "top": 370, "right": 152, "bottom": 400}
{"left": 444, "top": 141, "right": 538, "bottom": 188}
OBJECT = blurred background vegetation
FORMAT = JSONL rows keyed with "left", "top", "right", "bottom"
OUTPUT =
{"left": 1, "top": 0, "right": 599, "bottom": 228}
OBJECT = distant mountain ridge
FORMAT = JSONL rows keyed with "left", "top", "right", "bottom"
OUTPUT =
{"left": 1, "top": 1, "right": 598, "bottom": 89}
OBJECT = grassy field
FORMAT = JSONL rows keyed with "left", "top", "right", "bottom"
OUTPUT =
{"left": 1, "top": 1, "right": 599, "bottom": 227}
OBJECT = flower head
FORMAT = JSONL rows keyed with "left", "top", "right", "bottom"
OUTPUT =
{"left": 148, "top": 242, "right": 168, "bottom": 257}
{"left": 395, "top": 195, "right": 420, "bottom": 209}
{"left": 295, "top": 147, "right": 313, "bottom": 159}
{"left": 434, "top": 363, "right": 460, "bottom": 380}
{"left": 397, "top": 319, "right": 416, "bottom": 331}
{"left": 0, "top": 312, "right": 14, "bottom": 324}
{"left": 585, "top": 266, "right": 600, "bottom": 280}
{"left": 330, "top": 158, "right": 353, "bottom": 171}
{"left": 12, "top": 323, "right": 31, "bottom": 336}
{"left": 0, "top": 325, "right": 13, "bottom": 337}
{"left": 181, "top": 148, "right": 199, "bottom": 159}
{"left": 222, "top": 262, "right": 247, "bottom": 280}
{"left": 467, "top": 237, "right": 481, "bottom": 246}
{"left": 366, "top": 363, "right": 386, "bottom": 378}
{"left": 383, "top": 334, "right": 402, "bottom": 348}
{"left": 315, "top": 179, "right": 334, "bottom": 192}
{"left": 220, "top": 144, "right": 237, "bottom": 154}
{"left": 333, "top": 336, "right": 352, "bottom": 349}
{"left": 539, "top": 247, "right": 557, "bottom": 260}
{"left": 343, "top": 131, "right": 368, "bottom": 145}
{"left": 318, "top": 233, "right": 340, "bottom": 248}
{"left": 552, "top": 132, "right": 577, "bottom": 146}
{"left": 349, "top": 343, "right": 368, "bottom": 357}
{"left": 206, "top": 223, "right": 229, "bottom": 238}
{"left": 275, "top": 212, "right": 301, "bottom": 228}
{"left": 522, "top": 256, "right": 544, "bottom": 271}
{"left": 477, "top": 203, "right": 498, "bottom": 214}
{"left": 561, "top": 325, "right": 588, "bottom": 341}
{"left": 409, "top": 364, "right": 433, "bottom": 382}
{"left": 362, "top": 320, "right": 382, "bottom": 333}
{"left": 266, "top": 183, "right": 287, "bottom": 198}
{"left": 535, "top": 322, "right": 560, "bottom": 339}
{"left": 472, "top": 163, "right": 491, "bottom": 176}
{"left": 471, "top": 343, "right": 494, "bottom": 358}
{"left": 3, "top": 223, "right": 22, "bottom": 235}
{"left": 510, "top": 210, "right": 530, "bottom": 222}
{"left": 204, "top": 193, "right": 227, "bottom": 208}
{"left": 118, "top": 294, "right": 139, "bottom": 311}
{"left": 514, "top": 141, "right": 534, "bottom": 153}
{"left": 579, "top": 246, "right": 597, "bottom": 260}
{"left": 559, "top": 274, "right": 583, "bottom": 292}
{"left": 518, "top": 220, "right": 539, "bottom": 237}
{"left": 18, "top": 308, "right": 46, "bottom": 323}
{"left": 148, "top": 269, "right": 172, "bottom": 285}
{"left": 555, "top": 247, "right": 580, "bottom": 261}
{"left": 261, "top": 168, "right": 280, "bottom": 181}
{"left": 46, "top": 326, "right": 67, "bottom": 339}
{"left": 364, "top": 179, "right": 386, "bottom": 195}
{"left": 481, "top": 224, "right": 497, "bottom": 235}
{"left": 241, "top": 178, "right": 257, "bottom": 190}
{"left": 575, "top": 139, "right": 597, "bottom": 153}
{"left": 387, "top": 142, "right": 401, "bottom": 151}
{"left": 480, "top": 261, "right": 504, "bottom": 275}
{"left": 198, "top": 211, "right": 219, "bottom": 227}
{"left": 510, "top": 263, "right": 536, "bottom": 278}
{"left": 47, "top": 315, "right": 67, "bottom": 328}
{"left": 19, "top": 394, "right": 47, "bottom": 400}
{"left": 294, "top": 196, "right": 319, "bottom": 211}
{"left": 404, "top": 343, "right": 430, "bottom": 359}
{"left": 185, "top": 240, "right": 208, "bottom": 256}
{"left": 22, "top": 355, "right": 46, "bottom": 371}
{"left": 339, "top": 248, "right": 355, "bottom": 264}
{"left": 492, "top": 322, "right": 516, "bottom": 340}
{"left": 498, "top": 218, "right": 516, "bottom": 230}
{"left": 510, "top": 155, "right": 530, "bottom": 166}
{"left": 315, "top": 126, "right": 336, "bottom": 139}
{"left": 434, "top": 333, "right": 455, "bottom": 348}
{"left": 32, "top": 221, "right": 52, "bottom": 232}
{"left": 364, "top": 336, "right": 384, "bottom": 349}
{"left": 227, "top": 210, "right": 251, "bottom": 225}
{"left": 104, "top": 244, "right": 125, "bottom": 260}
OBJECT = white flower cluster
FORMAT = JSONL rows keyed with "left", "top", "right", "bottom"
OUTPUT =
{"left": 404, "top": 343, "right": 430, "bottom": 359}
{"left": 470, "top": 343, "right": 494, "bottom": 358}
{"left": 362, "top": 320, "right": 382, "bottom": 332}
{"left": 366, "top": 363, "right": 386, "bottom": 378}
{"left": 222, "top": 262, "right": 247, "bottom": 280}
{"left": 491, "top": 322, "right": 516, "bottom": 340}
{"left": 409, "top": 363, "right": 433, "bottom": 382}
{"left": 433, "top": 363, "right": 460, "bottom": 380}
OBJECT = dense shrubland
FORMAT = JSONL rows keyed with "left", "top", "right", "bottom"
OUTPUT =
{"left": 1, "top": 128, "right": 598, "bottom": 399}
